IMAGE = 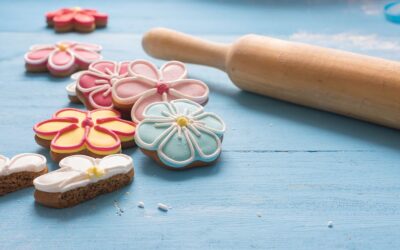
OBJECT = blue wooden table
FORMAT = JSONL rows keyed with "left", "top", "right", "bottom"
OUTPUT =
{"left": 1, "top": 0, "right": 400, "bottom": 249}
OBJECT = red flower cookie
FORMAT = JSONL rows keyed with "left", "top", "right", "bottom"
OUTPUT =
{"left": 24, "top": 41, "right": 102, "bottom": 77}
{"left": 46, "top": 7, "right": 108, "bottom": 33}
{"left": 33, "top": 108, "right": 136, "bottom": 162}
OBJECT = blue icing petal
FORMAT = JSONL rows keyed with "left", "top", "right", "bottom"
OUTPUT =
{"left": 195, "top": 113, "right": 225, "bottom": 134}
{"left": 171, "top": 99, "right": 202, "bottom": 115}
{"left": 158, "top": 128, "right": 195, "bottom": 168}
{"left": 143, "top": 102, "right": 173, "bottom": 118}
{"left": 188, "top": 127, "right": 221, "bottom": 161}
{"left": 135, "top": 121, "right": 172, "bottom": 149}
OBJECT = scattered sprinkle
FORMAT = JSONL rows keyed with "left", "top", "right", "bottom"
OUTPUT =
{"left": 158, "top": 203, "right": 169, "bottom": 212}
{"left": 138, "top": 201, "right": 145, "bottom": 208}
{"left": 327, "top": 221, "right": 333, "bottom": 228}
{"left": 257, "top": 213, "right": 262, "bottom": 218}
{"left": 113, "top": 200, "right": 124, "bottom": 216}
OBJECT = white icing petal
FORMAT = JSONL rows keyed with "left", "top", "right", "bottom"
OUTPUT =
{"left": 170, "top": 99, "right": 203, "bottom": 116}
{"left": 0, "top": 153, "right": 47, "bottom": 176}
{"left": 66, "top": 82, "right": 77, "bottom": 96}
{"left": 34, "top": 154, "right": 133, "bottom": 193}
{"left": 194, "top": 112, "right": 226, "bottom": 135}
{"left": 157, "top": 127, "right": 196, "bottom": 168}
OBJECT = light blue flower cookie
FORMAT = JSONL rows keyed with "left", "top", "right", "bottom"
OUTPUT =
{"left": 134, "top": 99, "right": 226, "bottom": 169}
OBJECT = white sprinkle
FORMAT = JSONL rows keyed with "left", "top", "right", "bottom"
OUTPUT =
{"left": 138, "top": 201, "right": 145, "bottom": 208}
{"left": 158, "top": 203, "right": 169, "bottom": 212}
{"left": 327, "top": 221, "right": 333, "bottom": 228}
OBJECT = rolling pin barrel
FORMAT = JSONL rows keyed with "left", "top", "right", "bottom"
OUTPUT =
{"left": 142, "top": 28, "right": 400, "bottom": 129}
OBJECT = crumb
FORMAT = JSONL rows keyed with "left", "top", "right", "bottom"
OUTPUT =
{"left": 257, "top": 213, "right": 262, "bottom": 218}
{"left": 158, "top": 203, "right": 169, "bottom": 212}
{"left": 114, "top": 200, "right": 124, "bottom": 216}
{"left": 138, "top": 201, "right": 145, "bottom": 208}
{"left": 125, "top": 192, "right": 130, "bottom": 195}
{"left": 327, "top": 221, "right": 333, "bottom": 228}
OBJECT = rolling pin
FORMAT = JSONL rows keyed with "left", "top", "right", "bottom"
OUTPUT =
{"left": 142, "top": 28, "right": 400, "bottom": 129}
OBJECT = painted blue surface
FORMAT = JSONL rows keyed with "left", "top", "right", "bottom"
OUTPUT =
{"left": 1, "top": 0, "right": 400, "bottom": 249}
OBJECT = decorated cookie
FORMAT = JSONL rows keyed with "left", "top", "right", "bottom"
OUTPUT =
{"left": 24, "top": 41, "right": 102, "bottom": 77}
{"left": 33, "top": 108, "right": 136, "bottom": 162}
{"left": 46, "top": 7, "right": 108, "bottom": 33}
{"left": 0, "top": 153, "right": 47, "bottom": 195}
{"left": 135, "top": 99, "right": 226, "bottom": 170}
{"left": 34, "top": 154, "right": 134, "bottom": 208}
{"left": 72, "top": 60, "right": 131, "bottom": 110}
{"left": 112, "top": 60, "right": 209, "bottom": 122}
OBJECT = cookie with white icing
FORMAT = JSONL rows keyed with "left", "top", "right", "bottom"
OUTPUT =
{"left": 34, "top": 154, "right": 134, "bottom": 208}
{"left": 134, "top": 99, "right": 226, "bottom": 170}
{"left": 0, "top": 153, "right": 48, "bottom": 195}
{"left": 66, "top": 72, "right": 81, "bottom": 103}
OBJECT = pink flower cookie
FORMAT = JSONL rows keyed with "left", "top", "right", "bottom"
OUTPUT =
{"left": 112, "top": 60, "right": 209, "bottom": 122}
{"left": 74, "top": 60, "right": 131, "bottom": 110}
{"left": 24, "top": 41, "right": 102, "bottom": 77}
{"left": 46, "top": 7, "right": 108, "bottom": 33}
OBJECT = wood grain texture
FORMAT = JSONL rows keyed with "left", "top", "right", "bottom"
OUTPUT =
{"left": 1, "top": 0, "right": 400, "bottom": 249}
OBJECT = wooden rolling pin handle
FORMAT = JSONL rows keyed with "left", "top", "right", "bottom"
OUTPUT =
{"left": 142, "top": 28, "right": 228, "bottom": 70}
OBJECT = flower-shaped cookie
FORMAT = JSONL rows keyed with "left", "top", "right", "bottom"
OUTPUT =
{"left": 135, "top": 99, "right": 225, "bottom": 169}
{"left": 112, "top": 60, "right": 209, "bottom": 122}
{"left": 34, "top": 154, "right": 134, "bottom": 208}
{"left": 74, "top": 60, "right": 131, "bottom": 110}
{"left": 46, "top": 7, "right": 108, "bottom": 33}
{"left": 33, "top": 108, "right": 136, "bottom": 162}
{"left": 24, "top": 41, "right": 102, "bottom": 77}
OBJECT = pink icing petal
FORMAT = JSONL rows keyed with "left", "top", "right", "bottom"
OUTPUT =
{"left": 131, "top": 93, "right": 169, "bottom": 122}
{"left": 112, "top": 77, "right": 156, "bottom": 103}
{"left": 89, "top": 61, "right": 117, "bottom": 75}
{"left": 88, "top": 85, "right": 113, "bottom": 109}
{"left": 53, "top": 12, "right": 75, "bottom": 25}
{"left": 77, "top": 72, "right": 109, "bottom": 91}
{"left": 160, "top": 61, "right": 187, "bottom": 81}
{"left": 128, "top": 60, "right": 160, "bottom": 81}
{"left": 48, "top": 49, "right": 74, "bottom": 69}
{"left": 72, "top": 48, "right": 101, "bottom": 68}
{"left": 25, "top": 47, "right": 54, "bottom": 63}
{"left": 169, "top": 79, "right": 209, "bottom": 103}
{"left": 73, "top": 13, "right": 95, "bottom": 26}
{"left": 118, "top": 62, "right": 130, "bottom": 75}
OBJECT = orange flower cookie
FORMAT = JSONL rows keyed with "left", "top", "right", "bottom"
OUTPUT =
{"left": 33, "top": 108, "right": 136, "bottom": 162}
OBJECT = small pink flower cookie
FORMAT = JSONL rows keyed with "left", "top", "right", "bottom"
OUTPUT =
{"left": 46, "top": 7, "right": 108, "bottom": 33}
{"left": 73, "top": 60, "right": 131, "bottom": 110}
{"left": 112, "top": 60, "right": 209, "bottom": 122}
{"left": 24, "top": 41, "right": 102, "bottom": 77}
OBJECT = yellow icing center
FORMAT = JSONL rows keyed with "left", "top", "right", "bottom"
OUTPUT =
{"left": 176, "top": 116, "right": 189, "bottom": 127}
{"left": 57, "top": 44, "right": 69, "bottom": 51}
{"left": 86, "top": 166, "right": 105, "bottom": 179}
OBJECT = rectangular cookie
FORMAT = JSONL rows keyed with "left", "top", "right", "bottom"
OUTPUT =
{"left": 33, "top": 154, "right": 134, "bottom": 208}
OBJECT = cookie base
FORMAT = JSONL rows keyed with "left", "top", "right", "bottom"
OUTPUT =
{"left": 68, "top": 94, "right": 82, "bottom": 104}
{"left": 0, "top": 168, "right": 48, "bottom": 196}
{"left": 35, "top": 135, "right": 136, "bottom": 162}
{"left": 26, "top": 63, "right": 78, "bottom": 77}
{"left": 34, "top": 169, "right": 134, "bottom": 208}
{"left": 140, "top": 148, "right": 220, "bottom": 170}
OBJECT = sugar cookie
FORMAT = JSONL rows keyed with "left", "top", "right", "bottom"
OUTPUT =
{"left": 112, "top": 60, "right": 209, "bottom": 122}
{"left": 25, "top": 41, "right": 102, "bottom": 77}
{"left": 33, "top": 108, "right": 136, "bottom": 162}
{"left": 134, "top": 99, "right": 225, "bottom": 170}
